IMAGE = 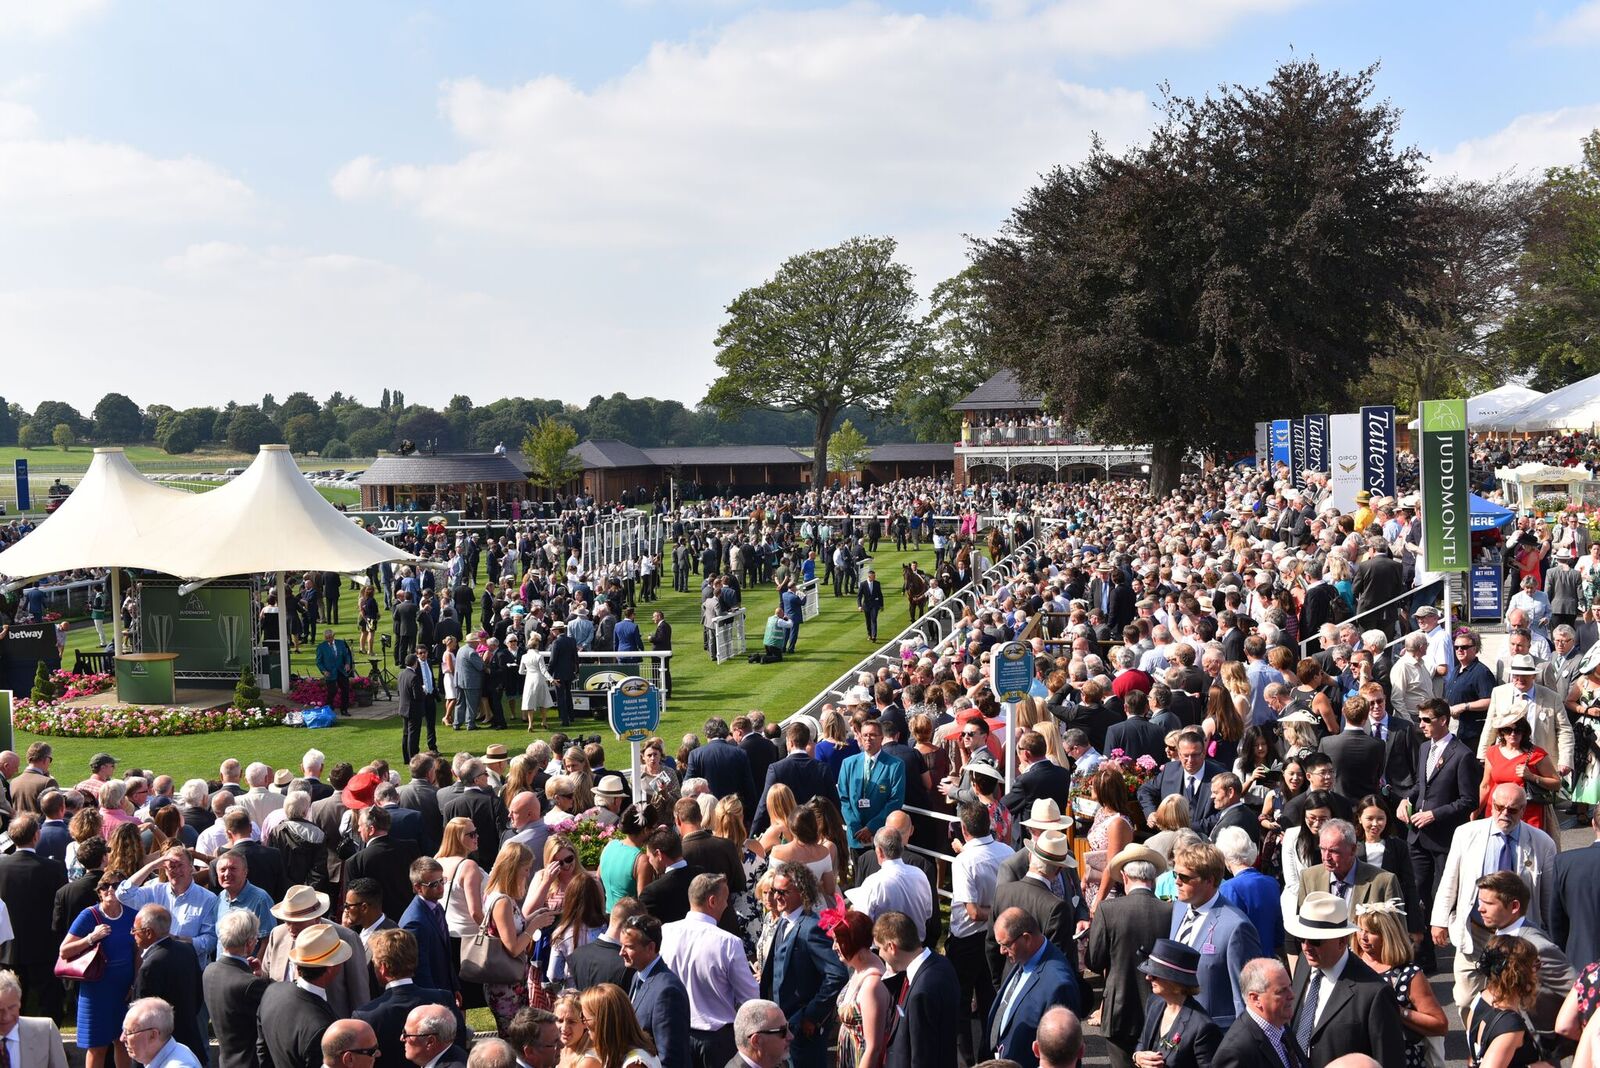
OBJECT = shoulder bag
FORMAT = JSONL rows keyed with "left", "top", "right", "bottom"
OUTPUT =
{"left": 56, "top": 907, "right": 108, "bottom": 982}
{"left": 459, "top": 894, "right": 527, "bottom": 985}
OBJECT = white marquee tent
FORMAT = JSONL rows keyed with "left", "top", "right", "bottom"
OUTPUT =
{"left": 1406, "top": 384, "right": 1546, "bottom": 430}
{"left": 1476, "top": 374, "right": 1600, "bottom": 432}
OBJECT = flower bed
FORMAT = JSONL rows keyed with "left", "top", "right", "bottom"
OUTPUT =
{"left": 50, "top": 669, "right": 114, "bottom": 701}
{"left": 289, "top": 675, "right": 378, "bottom": 707}
{"left": 13, "top": 698, "right": 291, "bottom": 739}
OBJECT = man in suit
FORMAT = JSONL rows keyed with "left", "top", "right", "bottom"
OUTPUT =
{"left": 451, "top": 640, "right": 486, "bottom": 731}
{"left": 374, "top": 783, "right": 424, "bottom": 850}
{"left": 346, "top": 805, "right": 422, "bottom": 921}
{"left": 355, "top": 929, "right": 466, "bottom": 1068}
{"left": 0, "top": 815, "right": 67, "bottom": 1020}
{"left": 857, "top": 568, "right": 884, "bottom": 641}
{"left": 620, "top": 914, "right": 690, "bottom": 1068}
{"left": 639, "top": 829, "right": 704, "bottom": 924}
{"left": 1000, "top": 731, "right": 1074, "bottom": 828}
{"left": 212, "top": 809, "right": 289, "bottom": 903}
{"left": 1352, "top": 536, "right": 1405, "bottom": 637}
{"left": 547, "top": 621, "right": 580, "bottom": 727}
{"left": 676, "top": 799, "right": 745, "bottom": 905}
{"left": 1467, "top": 871, "right": 1575, "bottom": 1033}
{"left": 259, "top": 886, "right": 370, "bottom": 1018}
{"left": 986, "top": 907, "right": 1078, "bottom": 1068}
{"left": 872, "top": 911, "right": 958, "bottom": 1068}
{"left": 1296, "top": 818, "right": 1401, "bottom": 915}
{"left": 316, "top": 628, "right": 356, "bottom": 714}
{"left": 1136, "top": 729, "right": 1223, "bottom": 834}
{"left": 398, "top": 756, "right": 444, "bottom": 858}
{"left": 1321, "top": 696, "right": 1386, "bottom": 806}
{"left": 7, "top": 745, "right": 57, "bottom": 817}
{"left": 399, "top": 1005, "right": 468, "bottom": 1068}
{"left": 757, "top": 862, "right": 847, "bottom": 1068}
{"left": 205, "top": 910, "right": 272, "bottom": 1068}
{"left": 398, "top": 858, "right": 455, "bottom": 995}
{"left": 734, "top": 715, "right": 779, "bottom": 792}
{"left": 1285, "top": 892, "right": 1405, "bottom": 1065}
{"left": 1166, "top": 840, "right": 1260, "bottom": 1030}
{"left": 34, "top": 792, "right": 69, "bottom": 866}
{"left": 1085, "top": 846, "right": 1171, "bottom": 1068}
{"left": 1211, "top": 958, "right": 1301, "bottom": 1068}
{"left": 566, "top": 898, "right": 639, "bottom": 991}
{"left": 392, "top": 591, "right": 419, "bottom": 666}
{"left": 1405, "top": 696, "right": 1480, "bottom": 905}
{"left": 1480, "top": 655, "right": 1575, "bottom": 774}
{"left": 685, "top": 719, "right": 758, "bottom": 813}
{"left": 397, "top": 651, "right": 438, "bottom": 762}
{"left": 257, "top": 924, "right": 347, "bottom": 1068}
{"left": 0, "top": 968, "right": 67, "bottom": 1068}
{"left": 1551, "top": 804, "right": 1600, "bottom": 965}
{"left": 438, "top": 759, "right": 506, "bottom": 870}
{"left": 750, "top": 722, "right": 838, "bottom": 835}
{"left": 728, "top": 1000, "right": 791, "bottom": 1068}
{"left": 1208, "top": 773, "right": 1261, "bottom": 846}
{"left": 649, "top": 611, "right": 673, "bottom": 696}
{"left": 985, "top": 830, "right": 1083, "bottom": 989}
{"left": 1431, "top": 782, "right": 1560, "bottom": 1010}
{"left": 1360, "top": 682, "right": 1421, "bottom": 802}
{"left": 837, "top": 720, "right": 904, "bottom": 857}
{"left": 130, "top": 905, "right": 207, "bottom": 1064}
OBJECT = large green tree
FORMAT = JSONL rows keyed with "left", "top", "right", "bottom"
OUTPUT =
{"left": 705, "top": 236, "right": 920, "bottom": 489}
{"left": 91, "top": 392, "right": 144, "bottom": 442}
{"left": 226, "top": 406, "right": 282, "bottom": 453}
{"left": 898, "top": 267, "right": 990, "bottom": 442}
{"left": 1499, "top": 130, "right": 1600, "bottom": 390}
{"left": 522, "top": 417, "right": 581, "bottom": 494}
{"left": 973, "top": 59, "right": 1433, "bottom": 493}
{"left": 826, "top": 420, "right": 871, "bottom": 484}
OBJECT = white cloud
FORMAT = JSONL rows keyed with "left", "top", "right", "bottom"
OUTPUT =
{"left": 0, "top": 136, "right": 253, "bottom": 224}
{"left": 0, "top": 0, "right": 109, "bottom": 38}
{"left": 1430, "top": 103, "right": 1600, "bottom": 181}
{"left": 1533, "top": 0, "right": 1600, "bottom": 43}
{"left": 0, "top": 99, "right": 36, "bottom": 138}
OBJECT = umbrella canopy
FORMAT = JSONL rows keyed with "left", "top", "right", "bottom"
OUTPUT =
{"left": 1469, "top": 493, "right": 1515, "bottom": 531}
{"left": 0, "top": 448, "right": 192, "bottom": 580}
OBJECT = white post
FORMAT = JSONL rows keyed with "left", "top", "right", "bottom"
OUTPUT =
{"left": 110, "top": 566, "right": 121, "bottom": 656}
{"left": 631, "top": 739, "right": 644, "bottom": 807}
{"left": 1003, "top": 700, "right": 1017, "bottom": 794}
{"left": 276, "top": 570, "right": 291, "bottom": 695}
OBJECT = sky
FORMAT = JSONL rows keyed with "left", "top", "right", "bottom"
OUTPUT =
{"left": 3, "top": 0, "right": 1599, "bottom": 415}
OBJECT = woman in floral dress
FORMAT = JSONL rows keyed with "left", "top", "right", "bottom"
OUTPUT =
{"left": 829, "top": 910, "right": 891, "bottom": 1068}
{"left": 713, "top": 796, "right": 768, "bottom": 959}
{"left": 1353, "top": 902, "right": 1447, "bottom": 1068}
{"left": 1085, "top": 764, "right": 1138, "bottom": 913}
{"left": 1565, "top": 647, "right": 1600, "bottom": 812}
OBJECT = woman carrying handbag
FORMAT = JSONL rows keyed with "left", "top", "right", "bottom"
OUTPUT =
{"left": 59, "top": 871, "right": 139, "bottom": 1068}
{"left": 467, "top": 843, "right": 553, "bottom": 1034}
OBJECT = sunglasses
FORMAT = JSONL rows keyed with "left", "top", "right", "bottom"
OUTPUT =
{"left": 1173, "top": 871, "right": 1203, "bottom": 884}
{"left": 754, "top": 1027, "right": 791, "bottom": 1038}
{"left": 1417, "top": 716, "right": 1435, "bottom": 724}
{"left": 349, "top": 1048, "right": 381, "bottom": 1059}
{"left": 1454, "top": 645, "right": 1474, "bottom": 652}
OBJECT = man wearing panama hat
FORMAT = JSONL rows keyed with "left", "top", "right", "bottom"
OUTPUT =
{"left": 259, "top": 886, "right": 370, "bottom": 1018}
{"left": 1285, "top": 892, "right": 1404, "bottom": 1066}
{"left": 986, "top": 830, "right": 1084, "bottom": 994}
{"left": 256, "top": 923, "right": 350, "bottom": 1068}
{"left": 1085, "top": 845, "right": 1171, "bottom": 1068}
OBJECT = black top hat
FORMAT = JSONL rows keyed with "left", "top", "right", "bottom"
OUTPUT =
{"left": 1136, "top": 938, "right": 1202, "bottom": 986}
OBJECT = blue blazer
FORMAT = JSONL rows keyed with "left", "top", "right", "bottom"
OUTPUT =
{"left": 380, "top": 805, "right": 424, "bottom": 849}
{"left": 1136, "top": 759, "right": 1224, "bottom": 831}
{"left": 631, "top": 962, "right": 690, "bottom": 1068}
{"left": 1135, "top": 996, "right": 1222, "bottom": 1068}
{"left": 986, "top": 941, "right": 1080, "bottom": 1068}
{"left": 763, "top": 911, "right": 848, "bottom": 1031}
{"left": 751, "top": 753, "right": 839, "bottom": 835}
{"left": 398, "top": 896, "right": 454, "bottom": 993}
{"left": 1166, "top": 899, "right": 1261, "bottom": 1029}
{"left": 686, "top": 739, "right": 757, "bottom": 814}
{"left": 37, "top": 819, "right": 70, "bottom": 866}
{"left": 838, "top": 751, "right": 905, "bottom": 839}
{"left": 1218, "top": 868, "right": 1284, "bottom": 955}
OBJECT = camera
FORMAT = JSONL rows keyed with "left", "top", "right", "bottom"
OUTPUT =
{"left": 381, "top": 634, "right": 392, "bottom": 648}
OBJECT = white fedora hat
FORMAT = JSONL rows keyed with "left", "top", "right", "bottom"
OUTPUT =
{"left": 1284, "top": 890, "right": 1359, "bottom": 941}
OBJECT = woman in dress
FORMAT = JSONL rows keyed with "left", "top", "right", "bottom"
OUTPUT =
{"left": 713, "top": 796, "right": 767, "bottom": 955}
{"left": 441, "top": 636, "right": 459, "bottom": 729}
{"left": 526, "top": 835, "right": 584, "bottom": 920}
{"left": 910, "top": 712, "right": 954, "bottom": 854}
{"left": 598, "top": 805, "right": 654, "bottom": 911}
{"left": 1480, "top": 709, "right": 1562, "bottom": 832}
{"left": 757, "top": 784, "right": 797, "bottom": 853}
{"left": 814, "top": 710, "right": 857, "bottom": 787}
{"left": 1355, "top": 794, "right": 1423, "bottom": 938}
{"left": 1564, "top": 646, "right": 1600, "bottom": 815}
{"left": 966, "top": 763, "right": 1012, "bottom": 847}
{"left": 555, "top": 990, "right": 594, "bottom": 1068}
{"left": 483, "top": 842, "right": 539, "bottom": 1032}
{"left": 1352, "top": 900, "right": 1447, "bottom": 1068}
{"left": 547, "top": 863, "right": 605, "bottom": 988}
{"left": 1280, "top": 790, "right": 1337, "bottom": 911}
{"left": 1086, "top": 764, "right": 1138, "bottom": 913}
{"left": 518, "top": 632, "right": 554, "bottom": 732}
{"left": 830, "top": 910, "right": 891, "bottom": 1068}
{"left": 438, "top": 816, "right": 488, "bottom": 1004}
{"left": 770, "top": 804, "right": 837, "bottom": 899}
{"left": 1465, "top": 935, "right": 1557, "bottom": 1068}
{"left": 635, "top": 740, "right": 678, "bottom": 803}
{"left": 1204, "top": 679, "right": 1245, "bottom": 769}
{"left": 578, "top": 983, "right": 661, "bottom": 1068}
{"left": 357, "top": 585, "right": 379, "bottom": 656}
{"left": 59, "top": 870, "right": 138, "bottom": 1068}
{"left": 1131, "top": 938, "right": 1221, "bottom": 1068}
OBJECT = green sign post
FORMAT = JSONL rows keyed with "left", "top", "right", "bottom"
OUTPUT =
{"left": 1419, "top": 399, "right": 1469, "bottom": 573}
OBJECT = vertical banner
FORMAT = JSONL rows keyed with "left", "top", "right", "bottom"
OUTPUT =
{"left": 1254, "top": 422, "right": 1270, "bottom": 472}
{"left": 1328, "top": 413, "right": 1363, "bottom": 513}
{"left": 1290, "top": 417, "right": 1307, "bottom": 486}
{"left": 1304, "top": 414, "right": 1330, "bottom": 481}
{"left": 14, "top": 459, "right": 29, "bottom": 512}
{"left": 1270, "top": 419, "right": 1291, "bottom": 471}
{"left": 1420, "top": 399, "right": 1470, "bottom": 573}
{"left": 1360, "top": 405, "right": 1397, "bottom": 499}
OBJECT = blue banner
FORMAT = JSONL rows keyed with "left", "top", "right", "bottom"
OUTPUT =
{"left": 991, "top": 641, "right": 1035, "bottom": 703}
{"left": 1290, "top": 417, "right": 1307, "bottom": 486}
{"left": 14, "top": 459, "right": 29, "bottom": 512}
{"left": 1360, "top": 405, "right": 1397, "bottom": 499}
{"left": 1304, "top": 414, "right": 1329, "bottom": 479}
{"left": 1270, "top": 419, "right": 1291, "bottom": 471}
{"left": 1470, "top": 564, "right": 1503, "bottom": 621}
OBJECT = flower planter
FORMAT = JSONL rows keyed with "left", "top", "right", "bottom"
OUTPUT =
{"left": 355, "top": 690, "right": 375, "bottom": 708}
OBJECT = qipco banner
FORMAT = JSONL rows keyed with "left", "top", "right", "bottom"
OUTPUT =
{"left": 1328, "top": 414, "right": 1363, "bottom": 513}
{"left": 1360, "top": 405, "right": 1397, "bottom": 500}
{"left": 1420, "top": 399, "right": 1469, "bottom": 573}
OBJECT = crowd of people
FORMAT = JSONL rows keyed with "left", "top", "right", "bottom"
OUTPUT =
{"left": 12, "top": 460, "right": 1600, "bottom": 1068}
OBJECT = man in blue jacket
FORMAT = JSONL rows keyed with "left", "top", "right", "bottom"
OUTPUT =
{"left": 758, "top": 862, "right": 847, "bottom": 1068}
{"left": 316, "top": 628, "right": 355, "bottom": 714}
{"left": 987, "top": 907, "right": 1080, "bottom": 1068}
{"left": 838, "top": 719, "right": 905, "bottom": 858}
{"left": 621, "top": 915, "right": 689, "bottom": 1068}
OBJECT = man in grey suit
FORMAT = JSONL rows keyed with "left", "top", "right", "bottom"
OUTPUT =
{"left": 1465, "top": 871, "right": 1575, "bottom": 1034}
{"left": 1084, "top": 846, "right": 1172, "bottom": 1068}
{"left": 452, "top": 641, "right": 485, "bottom": 731}
{"left": 0, "top": 969, "right": 68, "bottom": 1068}
{"left": 1546, "top": 553, "right": 1583, "bottom": 631}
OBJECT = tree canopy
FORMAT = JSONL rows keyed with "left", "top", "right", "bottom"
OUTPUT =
{"left": 523, "top": 417, "right": 582, "bottom": 493}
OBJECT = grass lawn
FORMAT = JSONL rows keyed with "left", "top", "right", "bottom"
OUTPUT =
{"left": 18, "top": 546, "right": 943, "bottom": 781}
{"left": 0, "top": 445, "right": 253, "bottom": 473}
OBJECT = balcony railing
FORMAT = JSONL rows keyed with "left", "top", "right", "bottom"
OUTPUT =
{"left": 961, "top": 426, "right": 1104, "bottom": 446}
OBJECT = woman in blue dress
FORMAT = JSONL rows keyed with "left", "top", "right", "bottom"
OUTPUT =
{"left": 60, "top": 871, "right": 139, "bottom": 1068}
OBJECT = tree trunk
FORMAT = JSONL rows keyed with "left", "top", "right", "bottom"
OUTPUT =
{"left": 812, "top": 412, "right": 834, "bottom": 495}
{"left": 1149, "top": 440, "right": 1184, "bottom": 498}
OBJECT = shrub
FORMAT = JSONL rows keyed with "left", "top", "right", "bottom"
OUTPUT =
{"left": 235, "top": 662, "right": 261, "bottom": 708}
{"left": 31, "top": 661, "right": 57, "bottom": 703}
{"left": 321, "top": 438, "right": 352, "bottom": 460}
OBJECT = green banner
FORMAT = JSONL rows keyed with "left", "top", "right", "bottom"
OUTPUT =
{"left": 0, "top": 691, "right": 12, "bottom": 752}
{"left": 1420, "top": 398, "right": 1469, "bottom": 573}
{"left": 139, "top": 585, "right": 255, "bottom": 672}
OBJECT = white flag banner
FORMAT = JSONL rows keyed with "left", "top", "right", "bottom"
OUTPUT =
{"left": 1329, "top": 413, "right": 1363, "bottom": 513}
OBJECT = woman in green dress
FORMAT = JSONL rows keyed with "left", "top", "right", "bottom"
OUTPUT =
{"left": 597, "top": 804, "right": 655, "bottom": 910}
{"left": 1564, "top": 647, "right": 1600, "bottom": 810}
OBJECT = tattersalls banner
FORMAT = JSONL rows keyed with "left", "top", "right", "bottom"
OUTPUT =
{"left": 1420, "top": 399, "right": 1469, "bottom": 573}
{"left": 1304, "top": 414, "right": 1330, "bottom": 480}
{"left": 1360, "top": 405, "right": 1397, "bottom": 499}
{"left": 1290, "top": 417, "right": 1307, "bottom": 487}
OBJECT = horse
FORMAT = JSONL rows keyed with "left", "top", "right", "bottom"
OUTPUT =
{"left": 901, "top": 562, "right": 930, "bottom": 620}
{"left": 935, "top": 559, "right": 960, "bottom": 597}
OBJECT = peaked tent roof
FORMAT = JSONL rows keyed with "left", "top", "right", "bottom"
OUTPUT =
{"left": 1477, "top": 373, "right": 1600, "bottom": 432}
{"left": 0, "top": 448, "right": 192, "bottom": 580}
{"left": 951, "top": 370, "right": 1041, "bottom": 411}
{"left": 1407, "top": 384, "right": 1548, "bottom": 429}
{"left": 144, "top": 445, "right": 417, "bottom": 578}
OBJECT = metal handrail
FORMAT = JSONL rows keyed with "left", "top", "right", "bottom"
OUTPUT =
{"left": 1296, "top": 584, "right": 1418, "bottom": 655}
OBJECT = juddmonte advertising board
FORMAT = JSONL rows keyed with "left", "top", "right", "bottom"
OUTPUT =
{"left": 1420, "top": 399, "right": 1470, "bottom": 573}
{"left": 139, "top": 583, "right": 255, "bottom": 673}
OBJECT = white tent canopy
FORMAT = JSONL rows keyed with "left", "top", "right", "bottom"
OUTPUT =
{"left": 0, "top": 448, "right": 191, "bottom": 581}
{"left": 1406, "top": 383, "right": 1546, "bottom": 430}
{"left": 1477, "top": 373, "right": 1600, "bottom": 432}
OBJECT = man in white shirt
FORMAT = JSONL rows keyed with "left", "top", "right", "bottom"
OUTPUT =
{"left": 122, "top": 997, "right": 203, "bottom": 1068}
{"left": 844, "top": 828, "right": 932, "bottom": 933}
{"left": 1389, "top": 632, "right": 1433, "bottom": 720}
{"left": 948, "top": 803, "right": 1013, "bottom": 1066}
{"left": 660, "top": 873, "right": 759, "bottom": 1068}
{"left": 238, "top": 763, "right": 285, "bottom": 827}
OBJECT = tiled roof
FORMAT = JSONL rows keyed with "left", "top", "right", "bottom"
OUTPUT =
{"left": 951, "top": 370, "right": 1042, "bottom": 411}
{"left": 356, "top": 454, "right": 529, "bottom": 486}
{"left": 642, "top": 445, "right": 811, "bottom": 466}
{"left": 869, "top": 443, "right": 954, "bottom": 462}
{"left": 571, "top": 440, "right": 654, "bottom": 469}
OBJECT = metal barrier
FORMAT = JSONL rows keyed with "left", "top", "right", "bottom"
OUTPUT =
{"left": 712, "top": 608, "right": 747, "bottom": 663}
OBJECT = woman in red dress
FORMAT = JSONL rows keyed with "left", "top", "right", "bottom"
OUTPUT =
{"left": 1480, "top": 707, "right": 1563, "bottom": 832}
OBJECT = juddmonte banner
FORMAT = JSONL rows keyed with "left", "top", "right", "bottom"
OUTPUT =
{"left": 139, "top": 582, "right": 255, "bottom": 673}
{"left": 1290, "top": 418, "right": 1308, "bottom": 486}
{"left": 1420, "top": 399, "right": 1470, "bottom": 573}
{"left": 1304, "top": 414, "right": 1329, "bottom": 482}
{"left": 1361, "top": 405, "right": 1397, "bottom": 500}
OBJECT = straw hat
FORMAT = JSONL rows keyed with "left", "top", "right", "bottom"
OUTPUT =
{"left": 271, "top": 885, "right": 331, "bottom": 923}
{"left": 1104, "top": 843, "right": 1167, "bottom": 881}
{"left": 1507, "top": 653, "right": 1538, "bottom": 677}
{"left": 481, "top": 744, "right": 511, "bottom": 767}
{"left": 1136, "top": 938, "right": 1202, "bottom": 986}
{"left": 1490, "top": 703, "right": 1532, "bottom": 732}
{"left": 1026, "top": 829, "right": 1073, "bottom": 867}
{"left": 966, "top": 761, "right": 1003, "bottom": 783}
{"left": 1284, "top": 891, "right": 1359, "bottom": 941}
{"left": 843, "top": 685, "right": 873, "bottom": 706}
{"left": 1278, "top": 709, "right": 1319, "bottom": 726}
{"left": 288, "top": 923, "right": 353, "bottom": 968}
{"left": 273, "top": 768, "right": 294, "bottom": 789}
{"left": 1021, "top": 798, "right": 1072, "bottom": 832}
{"left": 595, "top": 774, "right": 629, "bottom": 798}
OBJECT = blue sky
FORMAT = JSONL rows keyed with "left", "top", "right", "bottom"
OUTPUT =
{"left": 2, "top": 0, "right": 1598, "bottom": 414}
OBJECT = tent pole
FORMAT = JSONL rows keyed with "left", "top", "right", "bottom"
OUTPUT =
{"left": 276, "top": 570, "right": 291, "bottom": 696}
{"left": 110, "top": 567, "right": 121, "bottom": 656}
